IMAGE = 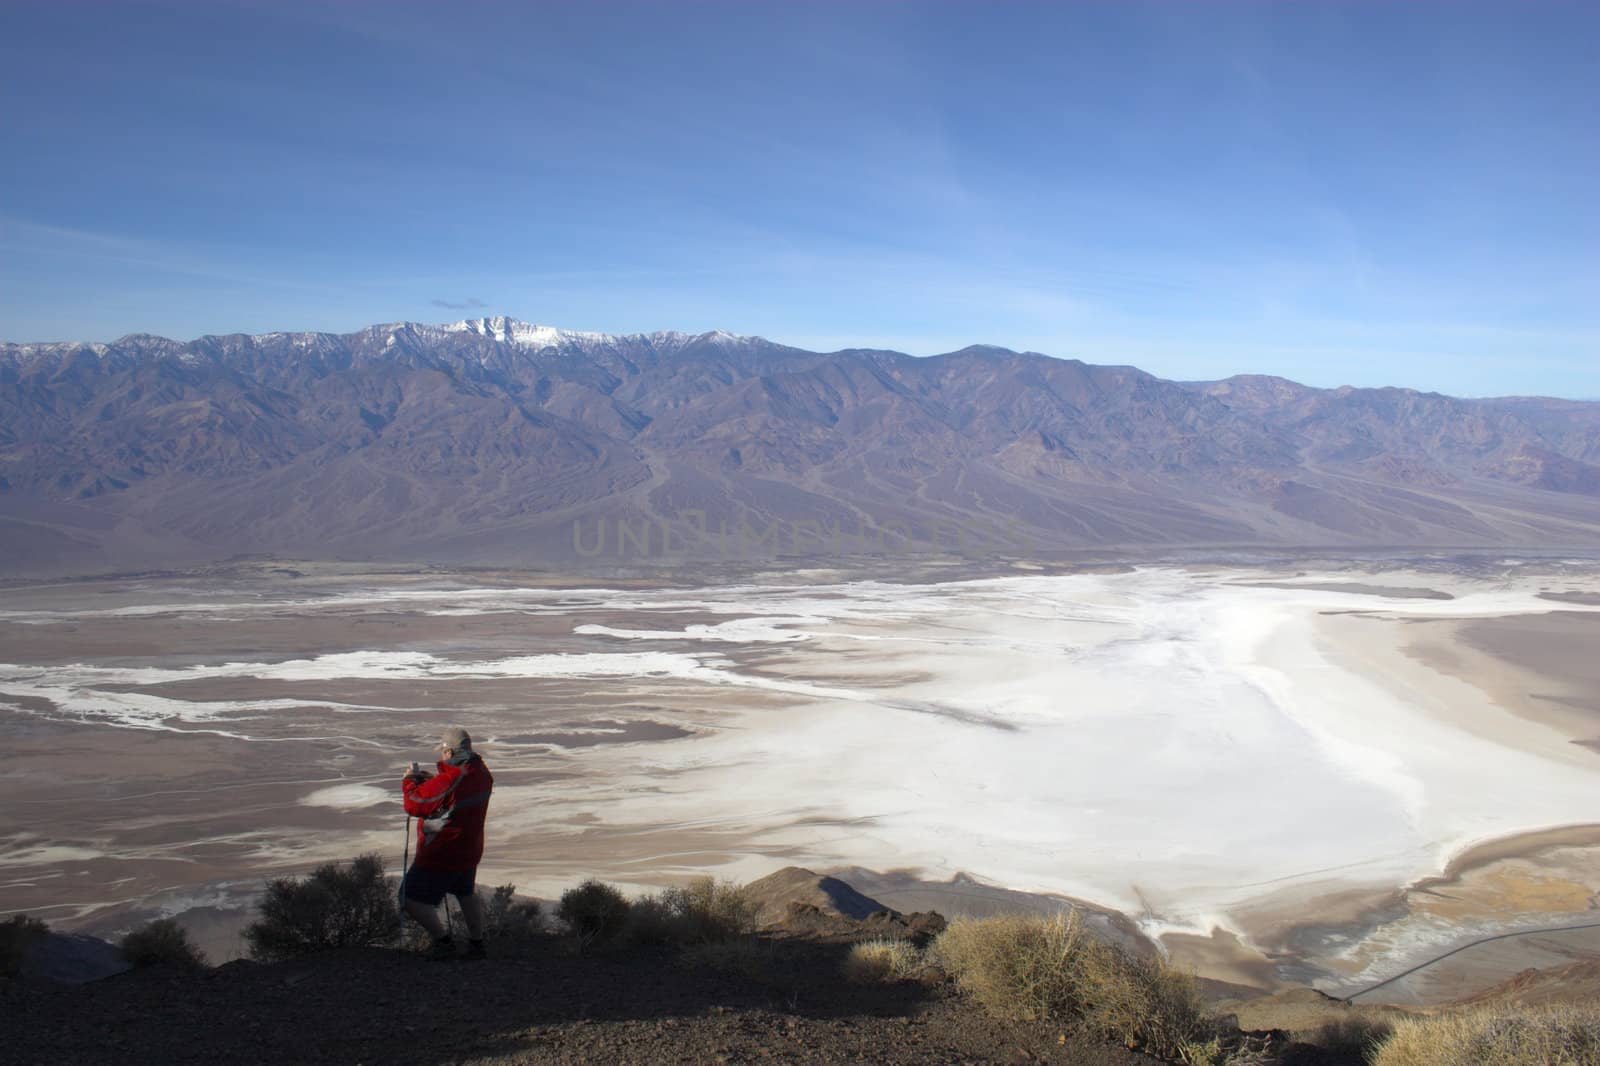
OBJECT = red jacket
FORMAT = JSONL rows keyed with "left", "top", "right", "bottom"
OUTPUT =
{"left": 402, "top": 754, "right": 493, "bottom": 873}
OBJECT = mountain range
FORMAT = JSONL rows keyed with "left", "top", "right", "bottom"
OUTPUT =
{"left": 3, "top": 316, "right": 1599, "bottom": 574}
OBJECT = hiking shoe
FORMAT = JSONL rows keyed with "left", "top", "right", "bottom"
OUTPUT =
{"left": 464, "top": 939, "right": 487, "bottom": 961}
{"left": 425, "top": 937, "right": 456, "bottom": 961}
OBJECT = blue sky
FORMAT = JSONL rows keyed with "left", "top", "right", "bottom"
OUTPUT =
{"left": 1, "top": 1, "right": 1596, "bottom": 397}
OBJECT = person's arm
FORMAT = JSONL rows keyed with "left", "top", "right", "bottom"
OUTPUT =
{"left": 403, "top": 767, "right": 460, "bottom": 817}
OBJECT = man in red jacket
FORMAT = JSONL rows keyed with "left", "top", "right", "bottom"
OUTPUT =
{"left": 401, "top": 726, "right": 494, "bottom": 959}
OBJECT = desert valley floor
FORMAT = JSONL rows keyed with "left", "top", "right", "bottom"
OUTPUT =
{"left": 3, "top": 557, "right": 1598, "bottom": 1004}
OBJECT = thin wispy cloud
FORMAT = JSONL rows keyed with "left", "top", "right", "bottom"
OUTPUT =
{"left": 430, "top": 298, "right": 489, "bottom": 311}
{"left": 0, "top": 217, "right": 330, "bottom": 294}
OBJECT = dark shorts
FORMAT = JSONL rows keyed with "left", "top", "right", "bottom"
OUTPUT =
{"left": 400, "top": 865, "right": 476, "bottom": 906}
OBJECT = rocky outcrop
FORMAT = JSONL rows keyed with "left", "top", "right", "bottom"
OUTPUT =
{"left": 743, "top": 866, "right": 947, "bottom": 940}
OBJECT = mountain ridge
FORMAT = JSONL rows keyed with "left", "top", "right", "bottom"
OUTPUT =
{"left": 3, "top": 319, "right": 1599, "bottom": 575}
{"left": 3, "top": 318, "right": 1587, "bottom": 403}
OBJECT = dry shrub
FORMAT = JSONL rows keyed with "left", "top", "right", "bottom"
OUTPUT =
{"left": 1074, "top": 937, "right": 1214, "bottom": 1060}
{"left": 557, "top": 879, "right": 632, "bottom": 943}
{"left": 659, "top": 877, "right": 756, "bottom": 943}
{"left": 1371, "top": 1004, "right": 1600, "bottom": 1066}
{"left": 931, "top": 911, "right": 1091, "bottom": 1022}
{"left": 626, "top": 877, "right": 755, "bottom": 945}
{"left": 484, "top": 884, "right": 543, "bottom": 941}
{"left": 1176, "top": 1037, "right": 1226, "bottom": 1066}
{"left": 244, "top": 853, "right": 401, "bottom": 960}
{"left": 1, "top": 915, "right": 48, "bottom": 978}
{"left": 620, "top": 894, "right": 677, "bottom": 945}
{"left": 844, "top": 938, "right": 923, "bottom": 984}
{"left": 930, "top": 911, "right": 1220, "bottom": 1061}
{"left": 120, "top": 918, "right": 206, "bottom": 969}
{"left": 555, "top": 877, "right": 753, "bottom": 948}
{"left": 1314, "top": 1016, "right": 1394, "bottom": 1060}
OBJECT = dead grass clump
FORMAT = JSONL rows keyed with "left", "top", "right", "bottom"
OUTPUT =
{"left": 930, "top": 910, "right": 1221, "bottom": 1061}
{"left": 931, "top": 911, "right": 1088, "bottom": 1022}
{"left": 1371, "top": 1004, "right": 1600, "bottom": 1066}
{"left": 844, "top": 938, "right": 923, "bottom": 984}
{"left": 120, "top": 918, "right": 207, "bottom": 969}
{"left": 1075, "top": 939, "right": 1215, "bottom": 1061}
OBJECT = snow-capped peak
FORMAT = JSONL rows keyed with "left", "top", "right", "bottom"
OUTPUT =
{"left": 441, "top": 316, "right": 611, "bottom": 349}
{"left": 638, "top": 327, "right": 755, "bottom": 352}
{"left": 0, "top": 319, "right": 768, "bottom": 369}
{"left": 437, "top": 317, "right": 756, "bottom": 353}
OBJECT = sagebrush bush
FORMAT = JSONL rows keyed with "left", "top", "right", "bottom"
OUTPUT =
{"left": 120, "top": 918, "right": 206, "bottom": 969}
{"left": 931, "top": 911, "right": 1219, "bottom": 1061}
{"left": 624, "top": 877, "right": 755, "bottom": 945}
{"left": 1371, "top": 1004, "right": 1600, "bottom": 1066}
{"left": 484, "top": 884, "right": 543, "bottom": 941}
{"left": 620, "top": 894, "right": 677, "bottom": 945}
{"left": 844, "top": 938, "right": 923, "bottom": 983}
{"left": 557, "top": 879, "right": 632, "bottom": 942}
{"left": 659, "top": 877, "right": 756, "bottom": 943}
{"left": 556, "top": 876, "right": 753, "bottom": 947}
{"left": 1, "top": 915, "right": 48, "bottom": 978}
{"left": 244, "top": 853, "right": 401, "bottom": 961}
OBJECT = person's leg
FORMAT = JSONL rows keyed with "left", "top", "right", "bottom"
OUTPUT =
{"left": 458, "top": 890, "right": 485, "bottom": 940}
{"left": 451, "top": 871, "right": 487, "bottom": 959}
{"left": 400, "top": 866, "right": 450, "bottom": 944}
{"left": 405, "top": 897, "right": 446, "bottom": 940}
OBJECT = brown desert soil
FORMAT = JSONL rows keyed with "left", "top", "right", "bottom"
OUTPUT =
{"left": 0, "top": 937, "right": 1361, "bottom": 1066}
{"left": 1, "top": 940, "right": 1152, "bottom": 1066}
{"left": 1221, "top": 987, "right": 1407, "bottom": 1043}
{"left": 1427, "top": 824, "right": 1600, "bottom": 884}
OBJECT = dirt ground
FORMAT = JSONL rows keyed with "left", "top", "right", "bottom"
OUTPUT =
{"left": 0, "top": 936, "right": 1358, "bottom": 1066}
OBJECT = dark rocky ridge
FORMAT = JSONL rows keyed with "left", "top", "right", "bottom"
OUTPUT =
{"left": 3, "top": 317, "right": 1599, "bottom": 575}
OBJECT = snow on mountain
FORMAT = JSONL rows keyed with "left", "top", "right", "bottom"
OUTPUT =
{"left": 0, "top": 319, "right": 760, "bottom": 368}
{"left": 440, "top": 316, "right": 610, "bottom": 349}
{"left": 5, "top": 316, "right": 1600, "bottom": 578}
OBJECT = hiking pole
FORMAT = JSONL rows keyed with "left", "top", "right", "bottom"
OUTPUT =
{"left": 400, "top": 814, "right": 411, "bottom": 906}
{"left": 400, "top": 760, "right": 423, "bottom": 907}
